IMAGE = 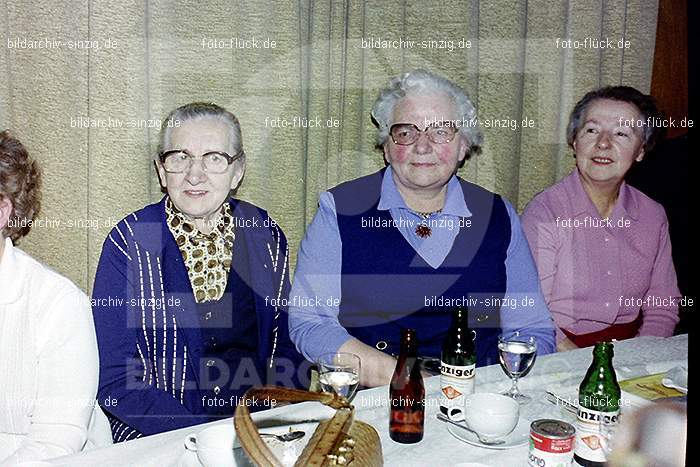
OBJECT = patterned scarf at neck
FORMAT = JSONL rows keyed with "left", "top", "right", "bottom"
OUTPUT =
{"left": 165, "top": 198, "right": 235, "bottom": 303}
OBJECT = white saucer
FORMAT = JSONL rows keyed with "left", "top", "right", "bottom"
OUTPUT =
{"left": 178, "top": 421, "right": 315, "bottom": 466}
{"left": 446, "top": 417, "right": 529, "bottom": 450}
{"left": 177, "top": 448, "right": 201, "bottom": 467}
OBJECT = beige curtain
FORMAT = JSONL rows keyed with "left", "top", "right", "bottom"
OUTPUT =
{"left": 0, "top": 0, "right": 659, "bottom": 293}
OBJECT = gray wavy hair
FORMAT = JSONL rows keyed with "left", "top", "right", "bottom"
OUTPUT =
{"left": 157, "top": 102, "right": 244, "bottom": 159}
{"left": 370, "top": 69, "right": 483, "bottom": 157}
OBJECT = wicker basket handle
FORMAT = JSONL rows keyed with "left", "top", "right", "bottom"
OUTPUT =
{"left": 234, "top": 386, "right": 353, "bottom": 467}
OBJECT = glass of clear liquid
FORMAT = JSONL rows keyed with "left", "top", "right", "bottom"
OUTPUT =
{"left": 317, "top": 352, "right": 361, "bottom": 401}
{"left": 498, "top": 332, "right": 537, "bottom": 404}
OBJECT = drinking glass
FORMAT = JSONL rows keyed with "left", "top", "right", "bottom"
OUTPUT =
{"left": 317, "top": 352, "right": 361, "bottom": 401}
{"left": 498, "top": 332, "right": 537, "bottom": 404}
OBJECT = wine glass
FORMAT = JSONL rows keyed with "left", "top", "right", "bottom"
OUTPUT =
{"left": 498, "top": 332, "right": 537, "bottom": 404}
{"left": 317, "top": 352, "right": 361, "bottom": 401}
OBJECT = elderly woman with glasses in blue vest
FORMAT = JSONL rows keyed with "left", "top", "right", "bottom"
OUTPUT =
{"left": 91, "top": 103, "right": 305, "bottom": 441}
{"left": 289, "top": 70, "right": 556, "bottom": 387}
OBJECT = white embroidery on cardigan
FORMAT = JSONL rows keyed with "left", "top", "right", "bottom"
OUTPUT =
{"left": 181, "top": 345, "right": 187, "bottom": 404}
{"left": 136, "top": 342, "right": 147, "bottom": 382}
{"left": 109, "top": 234, "right": 131, "bottom": 260}
{"left": 133, "top": 242, "right": 153, "bottom": 387}
{"left": 266, "top": 225, "right": 287, "bottom": 368}
{"left": 110, "top": 419, "right": 121, "bottom": 440}
{"left": 123, "top": 219, "right": 135, "bottom": 237}
{"left": 171, "top": 313, "right": 178, "bottom": 398}
{"left": 267, "top": 225, "right": 281, "bottom": 272}
{"left": 116, "top": 422, "right": 129, "bottom": 442}
{"left": 146, "top": 252, "right": 160, "bottom": 390}
{"left": 123, "top": 218, "right": 186, "bottom": 406}
{"left": 156, "top": 256, "right": 168, "bottom": 393}
{"left": 115, "top": 223, "right": 128, "bottom": 243}
{"left": 123, "top": 428, "right": 138, "bottom": 441}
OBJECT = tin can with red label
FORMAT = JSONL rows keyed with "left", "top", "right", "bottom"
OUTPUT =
{"left": 529, "top": 419, "right": 575, "bottom": 467}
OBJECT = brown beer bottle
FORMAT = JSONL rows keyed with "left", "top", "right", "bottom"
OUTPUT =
{"left": 390, "top": 328, "right": 425, "bottom": 443}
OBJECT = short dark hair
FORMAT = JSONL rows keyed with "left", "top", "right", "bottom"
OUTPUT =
{"left": 0, "top": 130, "right": 42, "bottom": 242}
{"left": 566, "top": 86, "right": 663, "bottom": 153}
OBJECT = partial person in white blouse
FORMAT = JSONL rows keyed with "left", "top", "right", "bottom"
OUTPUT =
{"left": 0, "top": 130, "right": 111, "bottom": 465}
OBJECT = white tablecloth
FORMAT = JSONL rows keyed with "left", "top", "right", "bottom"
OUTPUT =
{"left": 48, "top": 334, "right": 688, "bottom": 467}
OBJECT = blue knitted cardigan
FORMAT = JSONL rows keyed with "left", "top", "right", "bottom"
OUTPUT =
{"left": 92, "top": 197, "right": 304, "bottom": 441}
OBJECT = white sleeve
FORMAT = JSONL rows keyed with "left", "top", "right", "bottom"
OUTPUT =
{"left": 1, "top": 288, "right": 99, "bottom": 465}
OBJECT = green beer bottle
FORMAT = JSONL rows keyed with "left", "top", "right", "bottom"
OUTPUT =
{"left": 574, "top": 342, "right": 621, "bottom": 467}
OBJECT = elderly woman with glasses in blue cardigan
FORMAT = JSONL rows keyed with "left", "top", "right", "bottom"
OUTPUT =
{"left": 91, "top": 103, "right": 306, "bottom": 442}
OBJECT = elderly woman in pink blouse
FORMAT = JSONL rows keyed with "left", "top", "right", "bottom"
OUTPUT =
{"left": 522, "top": 86, "right": 680, "bottom": 351}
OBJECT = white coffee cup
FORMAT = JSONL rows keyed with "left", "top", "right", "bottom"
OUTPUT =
{"left": 184, "top": 424, "right": 239, "bottom": 467}
{"left": 448, "top": 393, "right": 519, "bottom": 441}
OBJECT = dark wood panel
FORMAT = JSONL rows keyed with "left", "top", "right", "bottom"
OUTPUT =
{"left": 650, "top": 0, "right": 689, "bottom": 138}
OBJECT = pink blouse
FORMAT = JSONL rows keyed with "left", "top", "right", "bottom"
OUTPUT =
{"left": 522, "top": 170, "right": 680, "bottom": 344}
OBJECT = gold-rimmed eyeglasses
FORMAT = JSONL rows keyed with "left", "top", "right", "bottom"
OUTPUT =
{"left": 389, "top": 122, "right": 459, "bottom": 145}
{"left": 158, "top": 149, "right": 244, "bottom": 174}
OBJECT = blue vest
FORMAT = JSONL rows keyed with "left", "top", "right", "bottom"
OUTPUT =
{"left": 330, "top": 169, "right": 510, "bottom": 366}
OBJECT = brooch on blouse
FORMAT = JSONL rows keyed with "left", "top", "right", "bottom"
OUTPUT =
{"left": 414, "top": 209, "right": 442, "bottom": 238}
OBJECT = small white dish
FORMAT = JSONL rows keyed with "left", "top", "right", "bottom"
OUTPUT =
{"left": 446, "top": 416, "right": 529, "bottom": 450}
{"left": 180, "top": 421, "right": 315, "bottom": 467}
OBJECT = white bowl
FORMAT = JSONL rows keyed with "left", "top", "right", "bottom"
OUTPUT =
{"left": 463, "top": 393, "right": 519, "bottom": 440}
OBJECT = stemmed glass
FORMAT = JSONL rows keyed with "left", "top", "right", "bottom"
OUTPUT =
{"left": 317, "top": 352, "right": 361, "bottom": 401}
{"left": 498, "top": 332, "right": 537, "bottom": 404}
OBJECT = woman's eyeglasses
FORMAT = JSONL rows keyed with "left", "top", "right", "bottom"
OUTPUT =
{"left": 389, "top": 123, "right": 459, "bottom": 145}
{"left": 158, "top": 149, "right": 244, "bottom": 174}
